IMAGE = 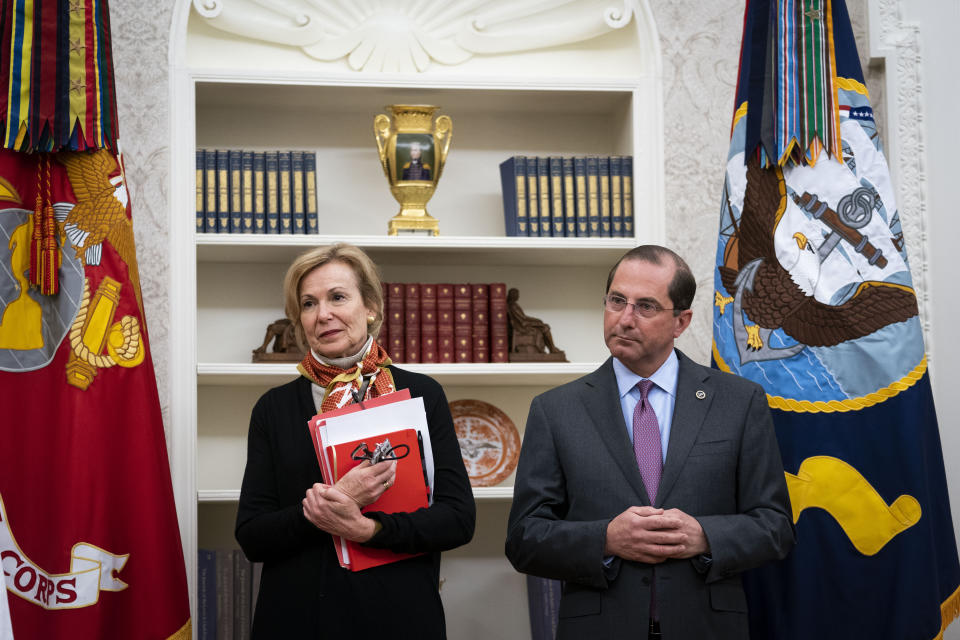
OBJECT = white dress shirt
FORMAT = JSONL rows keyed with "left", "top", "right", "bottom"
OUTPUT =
{"left": 612, "top": 350, "right": 679, "bottom": 463}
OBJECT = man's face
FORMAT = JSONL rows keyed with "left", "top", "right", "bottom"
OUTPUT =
{"left": 410, "top": 145, "right": 421, "bottom": 160}
{"left": 603, "top": 258, "right": 692, "bottom": 377}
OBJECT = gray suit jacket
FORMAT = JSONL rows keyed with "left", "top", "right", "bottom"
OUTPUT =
{"left": 505, "top": 350, "right": 793, "bottom": 639}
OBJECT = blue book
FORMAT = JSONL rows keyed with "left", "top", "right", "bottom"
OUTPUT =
{"left": 573, "top": 157, "right": 588, "bottom": 237}
{"left": 204, "top": 150, "right": 218, "bottom": 233}
{"left": 585, "top": 156, "right": 600, "bottom": 238}
{"left": 216, "top": 549, "right": 234, "bottom": 640}
{"left": 241, "top": 151, "right": 254, "bottom": 234}
{"left": 197, "top": 549, "right": 217, "bottom": 640}
{"left": 265, "top": 151, "right": 280, "bottom": 234}
{"left": 598, "top": 156, "right": 611, "bottom": 237}
{"left": 536, "top": 157, "right": 551, "bottom": 237}
{"left": 304, "top": 152, "right": 319, "bottom": 234}
{"left": 525, "top": 156, "right": 539, "bottom": 237}
{"left": 498, "top": 155, "right": 527, "bottom": 237}
{"left": 278, "top": 151, "right": 293, "bottom": 234}
{"left": 228, "top": 149, "right": 242, "bottom": 233}
{"left": 562, "top": 157, "right": 576, "bottom": 237}
{"left": 253, "top": 152, "right": 266, "bottom": 233}
{"left": 610, "top": 156, "right": 624, "bottom": 237}
{"left": 622, "top": 155, "right": 634, "bottom": 238}
{"left": 196, "top": 149, "right": 205, "bottom": 233}
{"left": 234, "top": 550, "right": 252, "bottom": 640}
{"left": 548, "top": 156, "right": 565, "bottom": 237}
{"left": 216, "top": 150, "right": 230, "bottom": 234}
{"left": 291, "top": 151, "right": 306, "bottom": 234}
{"left": 526, "top": 575, "right": 561, "bottom": 640}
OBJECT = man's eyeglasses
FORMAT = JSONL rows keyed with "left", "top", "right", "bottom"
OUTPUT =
{"left": 603, "top": 294, "right": 679, "bottom": 318}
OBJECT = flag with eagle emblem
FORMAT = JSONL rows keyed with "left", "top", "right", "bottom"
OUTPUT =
{"left": 713, "top": 1, "right": 960, "bottom": 637}
{"left": 0, "top": 1, "right": 191, "bottom": 638}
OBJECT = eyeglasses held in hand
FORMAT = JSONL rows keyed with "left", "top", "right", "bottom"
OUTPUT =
{"left": 603, "top": 294, "right": 679, "bottom": 318}
{"left": 351, "top": 438, "right": 410, "bottom": 464}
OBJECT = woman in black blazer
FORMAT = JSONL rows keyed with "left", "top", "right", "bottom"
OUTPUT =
{"left": 235, "top": 243, "right": 475, "bottom": 638}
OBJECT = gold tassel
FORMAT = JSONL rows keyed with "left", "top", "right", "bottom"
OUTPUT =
{"left": 29, "top": 156, "right": 44, "bottom": 290}
{"left": 28, "top": 154, "right": 59, "bottom": 294}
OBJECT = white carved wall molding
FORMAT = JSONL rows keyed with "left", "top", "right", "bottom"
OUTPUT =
{"left": 869, "top": 0, "right": 931, "bottom": 365}
{"left": 191, "top": 0, "right": 641, "bottom": 72}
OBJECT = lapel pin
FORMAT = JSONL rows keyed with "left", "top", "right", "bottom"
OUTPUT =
{"left": 696, "top": 390, "right": 706, "bottom": 400}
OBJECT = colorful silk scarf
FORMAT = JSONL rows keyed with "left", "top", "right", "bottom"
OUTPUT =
{"left": 298, "top": 338, "right": 395, "bottom": 413}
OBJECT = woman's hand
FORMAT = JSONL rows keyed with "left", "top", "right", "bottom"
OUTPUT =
{"left": 334, "top": 459, "right": 397, "bottom": 508}
{"left": 302, "top": 484, "right": 378, "bottom": 542}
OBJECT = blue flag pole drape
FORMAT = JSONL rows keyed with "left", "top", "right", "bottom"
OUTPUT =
{"left": 713, "top": 0, "right": 960, "bottom": 637}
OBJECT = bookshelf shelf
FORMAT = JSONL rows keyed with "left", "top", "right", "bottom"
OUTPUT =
{"left": 198, "top": 486, "right": 513, "bottom": 504}
{"left": 198, "top": 361, "right": 600, "bottom": 387}
{"left": 196, "top": 234, "right": 635, "bottom": 266}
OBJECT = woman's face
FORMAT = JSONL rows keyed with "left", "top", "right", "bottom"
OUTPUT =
{"left": 299, "top": 260, "right": 375, "bottom": 360}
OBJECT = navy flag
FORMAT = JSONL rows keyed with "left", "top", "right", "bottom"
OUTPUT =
{"left": 713, "top": 0, "right": 960, "bottom": 638}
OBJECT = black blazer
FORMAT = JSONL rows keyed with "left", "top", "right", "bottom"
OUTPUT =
{"left": 236, "top": 366, "right": 475, "bottom": 638}
{"left": 506, "top": 350, "right": 794, "bottom": 639}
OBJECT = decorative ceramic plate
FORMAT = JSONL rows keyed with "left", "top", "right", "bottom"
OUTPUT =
{"left": 450, "top": 399, "right": 521, "bottom": 487}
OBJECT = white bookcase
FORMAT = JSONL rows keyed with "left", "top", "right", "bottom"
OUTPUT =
{"left": 170, "top": 3, "right": 663, "bottom": 638}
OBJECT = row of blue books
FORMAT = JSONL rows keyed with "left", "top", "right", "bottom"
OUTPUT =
{"left": 196, "top": 149, "right": 319, "bottom": 234}
{"left": 499, "top": 155, "right": 634, "bottom": 238}
{"left": 197, "top": 548, "right": 262, "bottom": 640}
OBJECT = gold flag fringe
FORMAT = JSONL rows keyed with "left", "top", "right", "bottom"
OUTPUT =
{"left": 934, "top": 585, "right": 960, "bottom": 640}
{"left": 166, "top": 619, "right": 192, "bottom": 640}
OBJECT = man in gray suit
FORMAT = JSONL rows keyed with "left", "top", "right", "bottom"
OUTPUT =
{"left": 506, "top": 245, "right": 793, "bottom": 639}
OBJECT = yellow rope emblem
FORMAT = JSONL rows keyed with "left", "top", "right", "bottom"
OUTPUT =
{"left": 836, "top": 76, "right": 869, "bottom": 97}
{"left": 66, "top": 277, "right": 144, "bottom": 389}
{"left": 712, "top": 341, "right": 925, "bottom": 413}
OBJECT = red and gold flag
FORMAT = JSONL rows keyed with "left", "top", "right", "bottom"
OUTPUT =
{"left": 0, "top": 1, "right": 190, "bottom": 638}
{"left": 0, "top": 147, "right": 191, "bottom": 639}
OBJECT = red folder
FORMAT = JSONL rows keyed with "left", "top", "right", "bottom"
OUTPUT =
{"left": 328, "top": 428, "right": 429, "bottom": 571}
{"left": 307, "top": 388, "right": 412, "bottom": 481}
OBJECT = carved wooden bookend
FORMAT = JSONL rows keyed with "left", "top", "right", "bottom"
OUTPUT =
{"left": 506, "top": 288, "right": 567, "bottom": 362}
{"left": 252, "top": 318, "right": 304, "bottom": 362}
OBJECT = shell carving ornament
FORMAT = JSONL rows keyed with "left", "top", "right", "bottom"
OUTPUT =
{"left": 192, "top": 0, "right": 639, "bottom": 72}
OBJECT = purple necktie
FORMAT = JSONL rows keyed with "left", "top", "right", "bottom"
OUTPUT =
{"left": 633, "top": 379, "right": 662, "bottom": 622}
{"left": 633, "top": 379, "right": 662, "bottom": 504}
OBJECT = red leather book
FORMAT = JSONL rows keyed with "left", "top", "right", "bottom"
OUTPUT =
{"left": 404, "top": 283, "right": 421, "bottom": 364}
{"left": 327, "top": 427, "right": 429, "bottom": 571}
{"left": 386, "top": 282, "right": 405, "bottom": 362}
{"left": 420, "top": 283, "right": 438, "bottom": 363}
{"left": 437, "top": 284, "right": 455, "bottom": 363}
{"left": 453, "top": 284, "right": 473, "bottom": 363}
{"left": 471, "top": 284, "right": 490, "bottom": 363}
{"left": 489, "top": 282, "right": 509, "bottom": 363}
{"left": 377, "top": 281, "right": 388, "bottom": 347}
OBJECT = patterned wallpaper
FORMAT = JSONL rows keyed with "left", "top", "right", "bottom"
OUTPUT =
{"left": 106, "top": 0, "right": 908, "bottom": 442}
{"left": 109, "top": 2, "right": 176, "bottom": 440}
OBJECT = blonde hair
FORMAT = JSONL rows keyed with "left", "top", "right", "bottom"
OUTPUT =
{"left": 282, "top": 243, "right": 385, "bottom": 351}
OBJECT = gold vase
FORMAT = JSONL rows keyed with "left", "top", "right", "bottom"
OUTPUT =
{"left": 373, "top": 105, "right": 452, "bottom": 236}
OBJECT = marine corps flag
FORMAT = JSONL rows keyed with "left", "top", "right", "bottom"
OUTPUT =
{"left": 0, "top": 1, "right": 191, "bottom": 639}
{"left": 713, "top": 1, "right": 960, "bottom": 638}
